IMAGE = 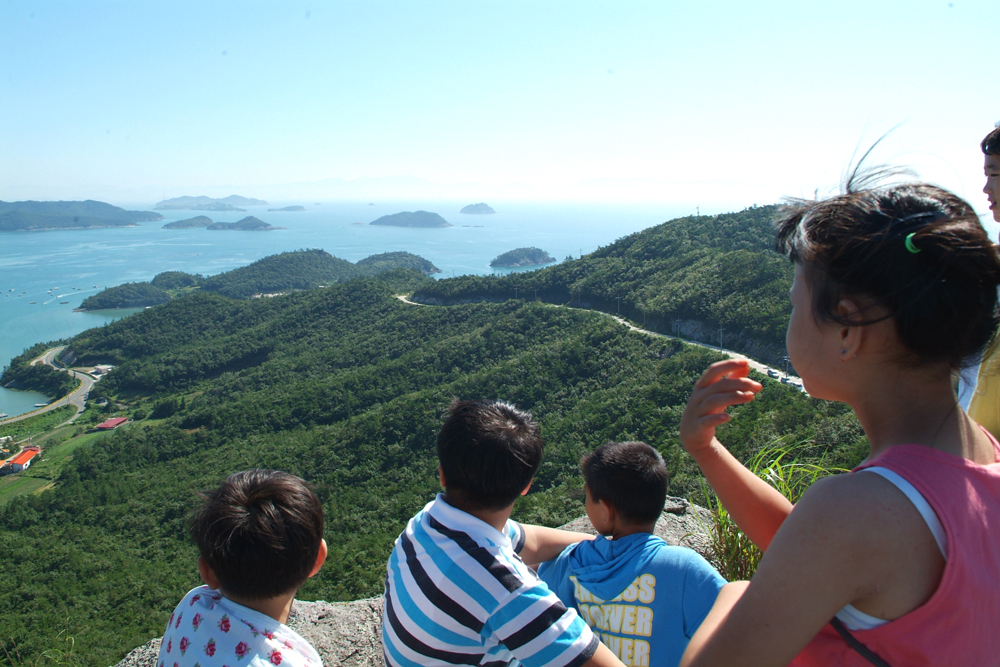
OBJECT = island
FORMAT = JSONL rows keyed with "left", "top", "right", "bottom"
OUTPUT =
{"left": 0, "top": 200, "right": 163, "bottom": 232}
{"left": 268, "top": 206, "right": 306, "bottom": 212}
{"left": 154, "top": 195, "right": 268, "bottom": 211}
{"left": 206, "top": 216, "right": 283, "bottom": 231}
{"left": 356, "top": 251, "right": 441, "bottom": 275}
{"left": 490, "top": 247, "right": 556, "bottom": 268}
{"left": 163, "top": 215, "right": 213, "bottom": 229}
{"left": 369, "top": 211, "right": 451, "bottom": 228}
{"left": 460, "top": 203, "right": 495, "bottom": 215}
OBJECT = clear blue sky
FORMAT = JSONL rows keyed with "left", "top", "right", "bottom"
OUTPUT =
{"left": 1, "top": 1, "right": 997, "bottom": 215}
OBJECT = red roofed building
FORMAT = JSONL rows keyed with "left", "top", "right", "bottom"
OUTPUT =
{"left": 9, "top": 446, "right": 40, "bottom": 472}
{"left": 96, "top": 417, "right": 129, "bottom": 431}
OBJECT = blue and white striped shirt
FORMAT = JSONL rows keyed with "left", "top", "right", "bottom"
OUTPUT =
{"left": 383, "top": 494, "right": 599, "bottom": 667}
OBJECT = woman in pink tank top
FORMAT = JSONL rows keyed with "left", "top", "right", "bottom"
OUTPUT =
{"left": 677, "top": 170, "right": 1000, "bottom": 666}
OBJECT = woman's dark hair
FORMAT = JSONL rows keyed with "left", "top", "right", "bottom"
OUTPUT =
{"left": 190, "top": 469, "right": 324, "bottom": 600}
{"left": 983, "top": 125, "right": 1000, "bottom": 156}
{"left": 776, "top": 175, "right": 1000, "bottom": 369}
{"left": 437, "top": 399, "right": 543, "bottom": 511}
{"left": 582, "top": 441, "right": 668, "bottom": 525}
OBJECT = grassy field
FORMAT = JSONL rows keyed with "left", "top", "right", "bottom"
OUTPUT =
{"left": 0, "top": 427, "right": 110, "bottom": 504}
{"left": 0, "top": 405, "right": 77, "bottom": 440}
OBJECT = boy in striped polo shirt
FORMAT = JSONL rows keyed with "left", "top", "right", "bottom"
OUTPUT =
{"left": 382, "top": 399, "right": 627, "bottom": 667}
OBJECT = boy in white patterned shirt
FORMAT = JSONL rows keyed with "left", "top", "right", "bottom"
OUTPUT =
{"left": 158, "top": 469, "right": 327, "bottom": 667}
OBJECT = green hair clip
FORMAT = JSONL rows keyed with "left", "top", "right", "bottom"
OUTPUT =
{"left": 905, "top": 232, "right": 921, "bottom": 254}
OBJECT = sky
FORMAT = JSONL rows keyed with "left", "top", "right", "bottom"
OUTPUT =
{"left": 1, "top": 0, "right": 997, "bottom": 215}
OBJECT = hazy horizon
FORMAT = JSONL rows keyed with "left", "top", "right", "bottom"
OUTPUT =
{"left": 2, "top": 1, "right": 997, "bottom": 217}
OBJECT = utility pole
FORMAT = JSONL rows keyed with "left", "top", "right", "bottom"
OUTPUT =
{"left": 783, "top": 355, "right": 790, "bottom": 374}
{"left": 616, "top": 296, "right": 621, "bottom": 314}
{"left": 719, "top": 327, "right": 724, "bottom": 349}
{"left": 514, "top": 287, "right": 518, "bottom": 300}
{"left": 674, "top": 318, "right": 682, "bottom": 337}
{"left": 534, "top": 289, "right": 537, "bottom": 300}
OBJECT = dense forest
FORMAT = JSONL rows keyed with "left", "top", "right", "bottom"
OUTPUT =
{"left": 77, "top": 249, "right": 442, "bottom": 307}
{"left": 79, "top": 282, "right": 171, "bottom": 310}
{"left": 414, "top": 205, "right": 792, "bottom": 364}
{"left": 0, "top": 200, "right": 163, "bottom": 231}
{"left": 0, "top": 208, "right": 869, "bottom": 666}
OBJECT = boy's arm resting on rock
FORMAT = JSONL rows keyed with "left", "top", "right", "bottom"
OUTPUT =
{"left": 519, "top": 524, "right": 594, "bottom": 565}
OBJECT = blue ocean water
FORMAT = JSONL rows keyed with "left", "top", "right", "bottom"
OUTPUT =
{"left": 0, "top": 200, "right": 683, "bottom": 417}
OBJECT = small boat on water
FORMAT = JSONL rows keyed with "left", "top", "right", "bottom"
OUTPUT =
{"left": 34, "top": 403, "right": 48, "bottom": 407}
{"left": 0, "top": 413, "right": 8, "bottom": 419}
{"left": 28, "top": 301, "right": 36, "bottom": 304}
{"left": 60, "top": 301, "right": 69, "bottom": 304}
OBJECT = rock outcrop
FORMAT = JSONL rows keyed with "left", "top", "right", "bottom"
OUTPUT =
{"left": 113, "top": 497, "right": 713, "bottom": 667}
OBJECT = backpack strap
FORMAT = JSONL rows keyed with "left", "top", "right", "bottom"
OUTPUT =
{"left": 829, "top": 618, "right": 893, "bottom": 667}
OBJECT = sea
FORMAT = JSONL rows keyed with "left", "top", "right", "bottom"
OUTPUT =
{"left": 0, "top": 200, "right": 684, "bottom": 418}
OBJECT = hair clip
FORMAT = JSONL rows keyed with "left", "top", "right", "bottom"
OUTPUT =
{"left": 905, "top": 232, "right": 921, "bottom": 254}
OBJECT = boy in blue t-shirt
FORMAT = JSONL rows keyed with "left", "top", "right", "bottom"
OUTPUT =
{"left": 538, "top": 441, "right": 725, "bottom": 667}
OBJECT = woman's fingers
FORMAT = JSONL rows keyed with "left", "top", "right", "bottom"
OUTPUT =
{"left": 694, "top": 359, "right": 753, "bottom": 389}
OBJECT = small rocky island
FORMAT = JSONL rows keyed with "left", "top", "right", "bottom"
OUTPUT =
{"left": 268, "top": 206, "right": 306, "bottom": 212}
{"left": 162, "top": 215, "right": 213, "bottom": 229}
{"left": 490, "top": 247, "right": 556, "bottom": 268}
{"left": 369, "top": 211, "right": 451, "bottom": 228}
{"left": 206, "top": 216, "right": 283, "bottom": 231}
{"left": 460, "top": 202, "right": 495, "bottom": 214}
{"left": 154, "top": 195, "right": 268, "bottom": 212}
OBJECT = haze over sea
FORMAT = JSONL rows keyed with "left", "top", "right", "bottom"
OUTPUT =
{"left": 0, "top": 200, "right": 680, "bottom": 418}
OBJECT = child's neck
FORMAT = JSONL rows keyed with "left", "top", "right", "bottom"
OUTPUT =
{"left": 851, "top": 363, "right": 993, "bottom": 464}
{"left": 606, "top": 522, "right": 656, "bottom": 541}
{"left": 221, "top": 589, "right": 296, "bottom": 625}
{"left": 442, "top": 494, "right": 512, "bottom": 532}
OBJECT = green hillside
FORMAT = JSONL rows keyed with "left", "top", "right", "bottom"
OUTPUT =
{"left": 414, "top": 205, "right": 792, "bottom": 364}
{"left": 0, "top": 208, "right": 868, "bottom": 665}
{"left": 79, "top": 282, "right": 170, "bottom": 310}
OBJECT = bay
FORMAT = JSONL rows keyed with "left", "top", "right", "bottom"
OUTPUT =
{"left": 0, "top": 200, "right": 682, "bottom": 417}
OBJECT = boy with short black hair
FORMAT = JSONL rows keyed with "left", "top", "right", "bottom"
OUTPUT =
{"left": 158, "top": 469, "right": 328, "bottom": 667}
{"left": 538, "top": 441, "right": 725, "bottom": 667}
{"left": 383, "top": 399, "right": 627, "bottom": 667}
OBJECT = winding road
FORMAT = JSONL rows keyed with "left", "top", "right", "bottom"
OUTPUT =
{"left": 0, "top": 346, "right": 95, "bottom": 427}
{"left": 395, "top": 294, "right": 803, "bottom": 387}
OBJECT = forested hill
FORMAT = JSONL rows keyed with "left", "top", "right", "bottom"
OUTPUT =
{"left": 413, "top": 205, "right": 792, "bottom": 364}
{"left": 79, "top": 249, "right": 442, "bottom": 308}
{"left": 0, "top": 262, "right": 866, "bottom": 665}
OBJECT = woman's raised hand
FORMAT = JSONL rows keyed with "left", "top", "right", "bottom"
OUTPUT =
{"left": 680, "top": 359, "right": 762, "bottom": 456}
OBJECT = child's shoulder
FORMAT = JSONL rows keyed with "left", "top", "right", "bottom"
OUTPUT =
{"left": 160, "top": 587, "right": 322, "bottom": 667}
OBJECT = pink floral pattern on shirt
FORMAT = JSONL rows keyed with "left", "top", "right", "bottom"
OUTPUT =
{"left": 155, "top": 586, "right": 321, "bottom": 667}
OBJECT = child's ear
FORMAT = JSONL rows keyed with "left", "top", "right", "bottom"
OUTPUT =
{"left": 198, "top": 556, "right": 222, "bottom": 590}
{"left": 309, "top": 539, "right": 328, "bottom": 578}
{"left": 520, "top": 478, "right": 533, "bottom": 496}
{"left": 438, "top": 465, "right": 446, "bottom": 488}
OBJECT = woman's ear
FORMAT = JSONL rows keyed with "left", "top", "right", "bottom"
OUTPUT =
{"left": 438, "top": 465, "right": 446, "bottom": 488}
{"left": 837, "top": 298, "right": 865, "bottom": 359}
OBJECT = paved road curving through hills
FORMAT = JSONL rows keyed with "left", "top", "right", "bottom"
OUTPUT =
{"left": 0, "top": 346, "right": 95, "bottom": 427}
{"left": 395, "top": 294, "right": 804, "bottom": 388}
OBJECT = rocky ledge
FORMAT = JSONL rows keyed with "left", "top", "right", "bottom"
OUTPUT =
{"left": 114, "top": 497, "right": 713, "bottom": 667}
